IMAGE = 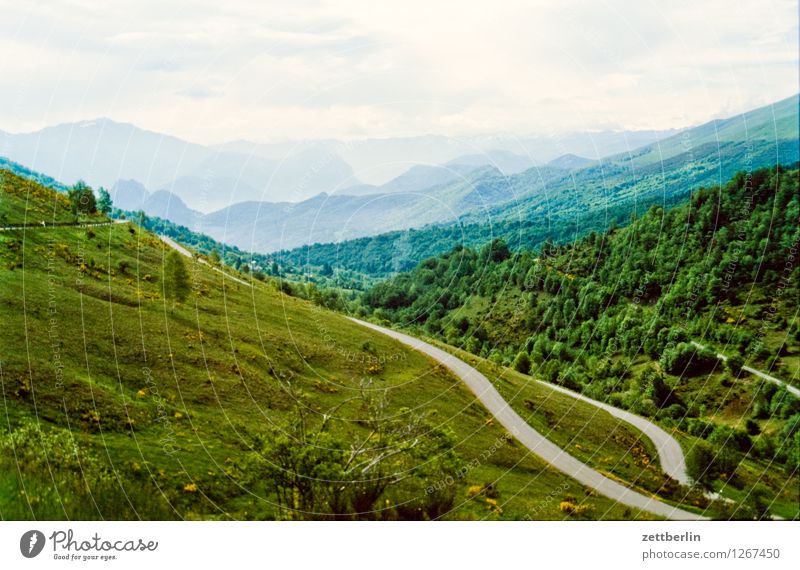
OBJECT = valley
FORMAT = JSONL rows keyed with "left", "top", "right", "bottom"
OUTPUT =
{"left": 0, "top": 96, "right": 798, "bottom": 522}
{"left": 1, "top": 170, "right": 713, "bottom": 520}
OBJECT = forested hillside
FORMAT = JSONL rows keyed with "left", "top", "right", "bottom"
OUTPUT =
{"left": 359, "top": 165, "right": 800, "bottom": 518}
{"left": 2, "top": 170, "right": 687, "bottom": 521}
{"left": 280, "top": 95, "right": 799, "bottom": 277}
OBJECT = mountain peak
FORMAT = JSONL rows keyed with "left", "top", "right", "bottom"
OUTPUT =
{"left": 547, "top": 153, "right": 595, "bottom": 169}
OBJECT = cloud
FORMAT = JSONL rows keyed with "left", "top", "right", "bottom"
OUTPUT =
{"left": 177, "top": 85, "right": 223, "bottom": 100}
{"left": 0, "top": 0, "right": 796, "bottom": 141}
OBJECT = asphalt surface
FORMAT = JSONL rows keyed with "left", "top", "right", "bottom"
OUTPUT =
{"left": 350, "top": 318, "right": 709, "bottom": 521}
{"left": 691, "top": 341, "right": 799, "bottom": 398}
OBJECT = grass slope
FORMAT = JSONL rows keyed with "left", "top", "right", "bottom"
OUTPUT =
{"left": 1, "top": 169, "right": 672, "bottom": 520}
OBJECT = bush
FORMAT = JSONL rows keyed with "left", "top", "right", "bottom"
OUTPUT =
{"left": 744, "top": 418, "right": 760, "bottom": 436}
{"left": 638, "top": 365, "right": 672, "bottom": 408}
{"left": 686, "top": 418, "right": 715, "bottom": 439}
{"left": 661, "top": 403, "right": 687, "bottom": 420}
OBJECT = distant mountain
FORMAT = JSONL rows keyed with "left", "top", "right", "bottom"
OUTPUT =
{"left": 448, "top": 150, "right": 536, "bottom": 174}
{"left": 110, "top": 179, "right": 149, "bottom": 211}
{"left": 547, "top": 154, "right": 594, "bottom": 169}
{"left": 0, "top": 118, "right": 208, "bottom": 191}
{"left": 216, "top": 129, "right": 676, "bottom": 186}
{"left": 0, "top": 116, "right": 677, "bottom": 217}
{"left": 0, "top": 119, "right": 357, "bottom": 211}
{"left": 340, "top": 163, "right": 480, "bottom": 196}
{"left": 141, "top": 191, "right": 200, "bottom": 228}
{"left": 196, "top": 166, "right": 510, "bottom": 252}
{"left": 157, "top": 175, "right": 261, "bottom": 213}
{"left": 279, "top": 94, "right": 800, "bottom": 275}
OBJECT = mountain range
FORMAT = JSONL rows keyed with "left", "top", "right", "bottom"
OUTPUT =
{"left": 0, "top": 117, "right": 672, "bottom": 213}
{"left": 1, "top": 95, "right": 795, "bottom": 257}
{"left": 278, "top": 94, "right": 800, "bottom": 275}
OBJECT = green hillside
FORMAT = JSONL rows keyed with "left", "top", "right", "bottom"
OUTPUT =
{"left": 0, "top": 169, "right": 700, "bottom": 520}
{"left": 0, "top": 156, "right": 69, "bottom": 193}
{"left": 280, "top": 95, "right": 799, "bottom": 277}
{"left": 359, "top": 165, "right": 800, "bottom": 519}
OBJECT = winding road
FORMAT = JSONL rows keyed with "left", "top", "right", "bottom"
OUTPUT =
{"left": 157, "top": 234, "right": 253, "bottom": 287}
{"left": 691, "top": 341, "right": 799, "bottom": 398}
{"left": 534, "top": 380, "right": 690, "bottom": 485}
{"left": 350, "top": 318, "right": 708, "bottom": 521}
{"left": 152, "top": 232, "right": 707, "bottom": 519}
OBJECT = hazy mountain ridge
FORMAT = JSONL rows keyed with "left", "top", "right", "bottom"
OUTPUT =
{"left": 0, "top": 118, "right": 358, "bottom": 211}
{"left": 278, "top": 94, "right": 800, "bottom": 275}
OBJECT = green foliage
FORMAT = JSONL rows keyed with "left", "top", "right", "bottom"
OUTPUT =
{"left": 0, "top": 156, "right": 69, "bottom": 192}
{"left": 686, "top": 441, "right": 719, "bottom": 485}
{"left": 240, "top": 389, "right": 462, "bottom": 520}
{"left": 357, "top": 165, "right": 799, "bottom": 510}
{"left": 639, "top": 366, "right": 672, "bottom": 408}
{"left": 512, "top": 351, "right": 531, "bottom": 374}
{"left": 2, "top": 173, "right": 660, "bottom": 520}
{"left": 659, "top": 343, "right": 717, "bottom": 376}
{"left": 279, "top": 101, "right": 799, "bottom": 278}
{"left": 96, "top": 187, "right": 113, "bottom": 215}
{"left": 163, "top": 250, "right": 191, "bottom": 306}
{"left": 208, "top": 248, "right": 221, "bottom": 265}
{"left": 68, "top": 180, "right": 97, "bottom": 214}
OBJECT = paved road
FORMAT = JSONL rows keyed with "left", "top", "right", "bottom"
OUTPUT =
{"left": 350, "top": 318, "right": 708, "bottom": 521}
{"left": 0, "top": 218, "right": 128, "bottom": 231}
{"left": 156, "top": 232, "right": 705, "bottom": 518}
{"left": 534, "top": 380, "right": 690, "bottom": 485}
{"left": 157, "top": 234, "right": 253, "bottom": 288}
{"left": 691, "top": 341, "right": 799, "bottom": 398}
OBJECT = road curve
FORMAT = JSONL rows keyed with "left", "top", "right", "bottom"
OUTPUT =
{"left": 690, "top": 341, "right": 799, "bottom": 398}
{"left": 535, "top": 380, "right": 690, "bottom": 485}
{"left": 349, "top": 317, "right": 708, "bottom": 521}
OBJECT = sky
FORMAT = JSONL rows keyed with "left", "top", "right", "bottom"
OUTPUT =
{"left": 0, "top": 0, "right": 797, "bottom": 144}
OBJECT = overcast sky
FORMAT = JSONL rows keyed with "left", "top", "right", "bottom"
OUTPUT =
{"left": 0, "top": 0, "right": 797, "bottom": 143}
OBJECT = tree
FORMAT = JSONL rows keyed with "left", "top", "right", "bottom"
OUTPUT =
{"left": 686, "top": 441, "right": 717, "bottom": 484}
{"left": 209, "top": 249, "right": 221, "bottom": 266}
{"left": 68, "top": 181, "right": 97, "bottom": 214}
{"left": 639, "top": 365, "right": 672, "bottom": 408}
{"left": 164, "top": 251, "right": 191, "bottom": 308}
{"left": 96, "top": 187, "right": 113, "bottom": 215}
{"left": 724, "top": 354, "right": 745, "bottom": 376}
{"left": 512, "top": 351, "right": 531, "bottom": 375}
{"left": 659, "top": 342, "right": 717, "bottom": 376}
